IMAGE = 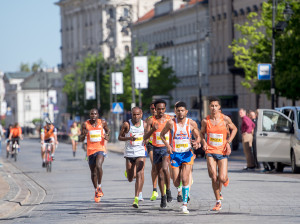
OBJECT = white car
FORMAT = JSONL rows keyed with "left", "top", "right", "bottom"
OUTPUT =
{"left": 256, "top": 107, "right": 300, "bottom": 173}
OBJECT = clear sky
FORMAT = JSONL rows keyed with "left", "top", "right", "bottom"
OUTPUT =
{"left": 0, "top": 0, "right": 61, "bottom": 73}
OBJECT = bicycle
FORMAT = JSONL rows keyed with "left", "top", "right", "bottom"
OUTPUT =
{"left": 7, "top": 138, "right": 19, "bottom": 162}
{"left": 44, "top": 142, "right": 54, "bottom": 172}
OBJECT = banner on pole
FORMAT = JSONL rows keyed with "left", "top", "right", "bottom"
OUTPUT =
{"left": 112, "top": 72, "right": 124, "bottom": 94}
{"left": 134, "top": 56, "right": 148, "bottom": 89}
{"left": 85, "top": 81, "right": 96, "bottom": 100}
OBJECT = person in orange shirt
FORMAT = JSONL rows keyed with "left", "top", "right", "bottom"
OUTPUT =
{"left": 200, "top": 96, "right": 237, "bottom": 211}
{"left": 8, "top": 123, "right": 23, "bottom": 154}
{"left": 81, "top": 108, "right": 110, "bottom": 203}
{"left": 144, "top": 99, "right": 173, "bottom": 208}
{"left": 41, "top": 118, "right": 58, "bottom": 167}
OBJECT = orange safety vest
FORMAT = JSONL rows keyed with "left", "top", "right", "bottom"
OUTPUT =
{"left": 11, "top": 127, "right": 22, "bottom": 138}
{"left": 43, "top": 125, "right": 55, "bottom": 139}
{"left": 206, "top": 114, "right": 227, "bottom": 155}
{"left": 86, "top": 119, "right": 105, "bottom": 156}
{"left": 152, "top": 114, "right": 171, "bottom": 147}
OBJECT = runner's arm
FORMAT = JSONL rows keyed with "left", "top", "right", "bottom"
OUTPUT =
{"left": 79, "top": 125, "right": 87, "bottom": 142}
{"left": 102, "top": 120, "right": 110, "bottom": 141}
{"left": 190, "top": 120, "right": 201, "bottom": 148}
{"left": 200, "top": 119, "right": 208, "bottom": 151}
{"left": 118, "top": 122, "right": 133, "bottom": 141}
{"left": 143, "top": 117, "right": 157, "bottom": 140}
{"left": 160, "top": 120, "right": 173, "bottom": 154}
{"left": 224, "top": 116, "right": 237, "bottom": 145}
{"left": 54, "top": 128, "right": 58, "bottom": 145}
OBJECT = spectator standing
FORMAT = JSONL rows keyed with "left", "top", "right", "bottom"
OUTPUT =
{"left": 239, "top": 108, "right": 255, "bottom": 170}
{"left": 249, "top": 110, "right": 260, "bottom": 169}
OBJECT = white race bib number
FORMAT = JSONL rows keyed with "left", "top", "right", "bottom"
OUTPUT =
{"left": 209, "top": 133, "right": 223, "bottom": 146}
{"left": 89, "top": 130, "right": 102, "bottom": 142}
{"left": 156, "top": 132, "right": 169, "bottom": 145}
{"left": 131, "top": 133, "right": 144, "bottom": 146}
{"left": 174, "top": 139, "right": 190, "bottom": 152}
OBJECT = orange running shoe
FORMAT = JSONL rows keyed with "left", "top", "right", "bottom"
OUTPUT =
{"left": 94, "top": 190, "right": 101, "bottom": 203}
{"left": 98, "top": 187, "right": 104, "bottom": 197}
{"left": 212, "top": 202, "right": 222, "bottom": 211}
{"left": 223, "top": 178, "right": 229, "bottom": 187}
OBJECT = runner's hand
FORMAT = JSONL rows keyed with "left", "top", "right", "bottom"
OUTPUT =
{"left": 130, "top": 136, "right": 137, "bottom": 141}
{"left": 151, "top": 122, "right": 159, "bottom": 132}
{"left": 202, "top": 141, "right": 208, "bottom": 151}
{"left": 167, "top": 145, "right": 173, "bottom": 154}
{"left": 224, "top": 142, "right": 231, "bottom": 156}
{"left": 104, "top": 134, "right": 110, "bottom": 140}
{"left": 191, "top": 140, "right": 200, "bottom": 149}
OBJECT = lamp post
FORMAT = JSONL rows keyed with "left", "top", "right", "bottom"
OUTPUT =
{"left": 271, "top": 0, "right": 293, "bottom": 109}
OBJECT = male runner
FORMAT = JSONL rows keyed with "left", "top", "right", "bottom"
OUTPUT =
{"left": 146, "top": 103, "right": 159, "bottom": 201}
{"left": 118, "top": 107, "right": 146, "bottom": 208}
{"left": 160, "top": 101, "right": 200, "bottom": 214}
{"left": 144, "top": 99, "right": 173, "bottom": 208}
{"left": 81, "top": 108, "right": 110, "bottom": 203}
{"left": 200, "top": 97, "right": 237, "bottom": 211}
{"left": 41, "top": 118, "right": 58, "bottom": 167}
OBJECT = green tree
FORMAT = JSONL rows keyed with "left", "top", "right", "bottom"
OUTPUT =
{"left": 229, "top": 0, "right": 300, "bottom": 104}
{"left": 20, "top": 63, "right": 30, "bottom": 72}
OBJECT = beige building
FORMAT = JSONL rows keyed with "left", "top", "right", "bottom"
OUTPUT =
{"left": 56, "top": 0, "right": 160, "bottom": 72}
{"left": 132, "top": 0, "right": 209, "bottom": 113}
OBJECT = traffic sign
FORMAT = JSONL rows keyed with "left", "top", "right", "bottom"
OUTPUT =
{"left": 258, "top": 64, "right": 271, "bottom": 80}
{"left": 112, "top": 102, "right": 124, "bottom": 114}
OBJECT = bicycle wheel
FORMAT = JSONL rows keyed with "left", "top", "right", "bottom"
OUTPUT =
{"left": 14, "top": 149, "right": 17, "bottom": 162}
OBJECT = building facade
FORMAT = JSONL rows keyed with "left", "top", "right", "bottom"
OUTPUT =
{"left": 56, "top": 0, "right": 160, "bottom": 72}
{"left": 132, "top": 0, "right": 209, "bottom": 113}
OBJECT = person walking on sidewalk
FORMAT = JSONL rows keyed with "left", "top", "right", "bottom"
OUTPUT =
{"left": 118, "top": 107, "right": 146, "bottom": 208}
{"left": 200, "top": 97, "right": 237, "bottom": 211}
{"left": 239, "top": 108, "right": 256, "bottom": 170}
{"left": 249, "top": 110, "right": 260, "bottom": 169}
{"left": 160, "top": 101, "right": 200, "bottom": 214}
{"left": 144, "top": 99, "right": 173, "bottom": 208}
{"left": 146, "top": 103, "right": 159, "bottom": 201}
{"left": 81, "top": 108, "right": 110, "bottom": 203}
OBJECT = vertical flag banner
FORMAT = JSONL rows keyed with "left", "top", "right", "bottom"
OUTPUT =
{"left": 134, "top": 56, "right": 148, "bottom": 89}
{"left": 112, "top": 72, "right": 124, "bottom": 94}
{"left": 85, "top": 81, "right": 96, "bottom": 100}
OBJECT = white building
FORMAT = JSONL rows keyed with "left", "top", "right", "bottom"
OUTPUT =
{"left": 56, "top": 0, "right": 160, "bottom": 72}
{"left": 132, "top": 0, "right": 209, "bottom": 112}
{"left": 3, "top": 71, "right": 66, "bottom": 129}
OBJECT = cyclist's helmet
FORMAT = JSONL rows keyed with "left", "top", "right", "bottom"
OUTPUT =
{"left": 45, "top": 117, "right": 52, "bottom": 124}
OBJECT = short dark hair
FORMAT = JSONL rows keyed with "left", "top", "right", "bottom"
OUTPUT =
{"left": 175, "top": 101, "right": 187, "bottom": 109}
{"left": 208, "top": 96, "right": 221, "bottom": 106}
{"left": 154, "top": 99, "right": 167, "bottom": 107}
{"left": 131, "top": 106, "right": 142, "bottom": 112}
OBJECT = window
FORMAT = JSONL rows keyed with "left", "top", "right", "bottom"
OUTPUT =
{"left": 123, "top": 8, "right": 129, "bottom": 17}
{"left": 262, "top": 111, "right": 291, "bottom": 132}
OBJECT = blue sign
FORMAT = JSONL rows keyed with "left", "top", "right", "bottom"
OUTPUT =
{"left": 258, "top": 64, "right": 271, "bottom": 80}
{"left": 112, "top": 102, "right": 124, "bottom": 114}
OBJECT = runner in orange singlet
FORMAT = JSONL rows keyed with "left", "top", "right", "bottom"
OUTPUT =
{"left": 200, "top": 97, "right": 237, "bottom": 211}
{"left": 144, "top": 99, "right": 173, "bottom": 208}
{"left": 81, "top": 108, "right": 110, "bottom": 203}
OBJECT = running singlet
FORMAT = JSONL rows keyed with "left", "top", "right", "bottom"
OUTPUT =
{"left": 206, "top": 114, "right": 227, "bottom": 155}
{"left": 152, "top": 114, "right": 171, "bottom": 147}
{"left": 124, "top": 119, "right": 146, "bottom": 157}
{"left": 41, "top": 125, "right": 56, "bottom": 139}
{"left": 86, "top": 119, "right": 105, "bottom": 156}
{"left": 11, "top": 127, "right": 22, "bottom": 138}
{"left": 171, "top": 118, "right": 192, "bottom": 153}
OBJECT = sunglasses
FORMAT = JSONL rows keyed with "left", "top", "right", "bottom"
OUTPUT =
{"left": 150, "top": 108, "right": 155, "bottom": 110}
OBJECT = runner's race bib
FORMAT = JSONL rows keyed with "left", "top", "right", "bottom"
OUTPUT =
{"left": 209, "top": 133, "right": 223, "bottom": 147}
{"left": 89, "top": 130, "right": 102, "bottom": 142}
{"left": 156, "top": 132, "right": 169, "bottom": 145}
{"left": 174, "top": 139, "right": 190, "bottom": 152}
{"left": 131, "top": 133, "right": 144, "bottom": 146}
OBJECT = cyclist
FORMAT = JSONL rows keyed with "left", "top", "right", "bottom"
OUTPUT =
{"left": 9, "top": 123, "right": 23, "bottom": 156}
{"left": 41, "top": 118, "right": 58, "bottom": 167}
{"left": 5, "top": 124, "right": 13, "bottom": 157}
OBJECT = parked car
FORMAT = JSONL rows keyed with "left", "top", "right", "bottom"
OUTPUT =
{"left": 256, "top": 107, "right": 300, "bottom": 173}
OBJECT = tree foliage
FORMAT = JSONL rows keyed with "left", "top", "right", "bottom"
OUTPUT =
{"left": 229, "top": 0, "right": 300, "bottom": 102}
{"left": 63, "top": 51, "right": 179, "bottom": 116}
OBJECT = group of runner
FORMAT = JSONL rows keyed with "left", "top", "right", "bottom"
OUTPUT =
{"left": 81, "top": 96, "right": 237, "bottom": 214}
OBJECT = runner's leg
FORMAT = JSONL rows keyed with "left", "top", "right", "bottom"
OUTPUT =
{"left": 126, "top": 158, "right": 135, "bottom": 182}
{"left": 96, "top": 154, "right": 105, "bottom": 186}
{"left": 207, "top": 156, "right": 220, "bottom": 200}
{"left": 135, "top": 157, "right": 145, "bottom": 197}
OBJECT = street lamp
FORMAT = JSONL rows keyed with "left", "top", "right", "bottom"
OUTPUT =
{"left": 271, "top": 1, "right": 293, "bottom": 109}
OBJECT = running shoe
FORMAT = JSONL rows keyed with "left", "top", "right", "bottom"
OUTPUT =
{"left": 223, "top": 178, "right": 229, "bottom": 187}
{"left": 124, "top": 170, "right": 127, "bottom": 178}
{"left": 177, "top": 194, "right": 183, "bottom": 202}
{"left": 180, "top": 205, "right": 189, "bottom": 214}
{"left": 166, "top": 189, "right": 172, "bottom": 203}
{"left": 51, "top": 155, "right": 55, "bottom": 161}
{"left": 94, "top": 190, "right": 101, "bottom": 203}
{"left": 97, "top": 187, "right": 104, "bottom": 197}
{"left": 219, "top": 192, "right": 223, "bottom": 200}
{"left": 42, "top": 162, "right": 46, "bottom": 168}
{"left": 164, "top": 184, "right": 166, "bottom": 195}
{"left": 73, "top": 151, "right": 76, "bottom": 157}
{"left": 150, "top": 191, "right": 158, "bottom": 201}
{"left": 212, "top": 202, "right": 222, "bottom": 211}
{"left": 132, "top": 197, "right": 139, "bottom": 208}
{"left": 160, "top": 195, "right": 167, "bottom": 208}
{"left": 138, "top": 192, "right": 144, "bottom": 201}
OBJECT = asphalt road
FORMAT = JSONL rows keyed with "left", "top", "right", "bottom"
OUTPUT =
{"left": 1, "top": 139, "right": 300, "bottom": 224}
